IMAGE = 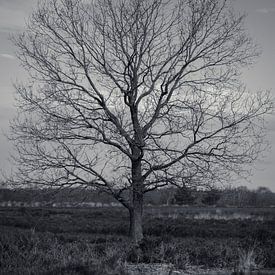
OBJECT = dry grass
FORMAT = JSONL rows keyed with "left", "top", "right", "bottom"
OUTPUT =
{"left": 0, "top": 206, "right": 274, "bottom": 274}
{"left": 234, "top": 243, "right": 265, "bottom": 274}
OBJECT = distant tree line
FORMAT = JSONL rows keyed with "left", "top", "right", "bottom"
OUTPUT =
{"left": 216, "top": 186, "right": 275, "bottom": 207}
{"left": 0, "top": 187, "right": 116, "bottom": 204}
{"left": 0, "top": 186, "right": 274, "bottom": 208}
{"left": 156, "top": 186, "right": 275, "bottom": 207}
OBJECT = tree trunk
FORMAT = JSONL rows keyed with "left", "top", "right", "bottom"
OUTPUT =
{"left": 129, "top": 194, "right": 143, "bottom": 243}
{"left": 129, "top": 157, "right": 144, "bottom": 244}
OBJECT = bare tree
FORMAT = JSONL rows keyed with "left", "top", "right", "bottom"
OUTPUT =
{"left": 8, "top": 0, "right": 272, "bottom": 243}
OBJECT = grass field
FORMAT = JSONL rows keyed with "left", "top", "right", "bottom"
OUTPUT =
{"left": 0, "top": 206, "right": 275, "bottom": 274}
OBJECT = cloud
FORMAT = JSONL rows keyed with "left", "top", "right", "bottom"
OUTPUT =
{"left": 256, "top": 8, "right": 275, "bottom": 14}
{"left": 0, "top": 53, "right": 15, "bottom": 60}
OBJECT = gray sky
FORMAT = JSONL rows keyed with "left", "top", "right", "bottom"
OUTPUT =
{"left": 0, "top": 0, "right": 274, "bottom": 191}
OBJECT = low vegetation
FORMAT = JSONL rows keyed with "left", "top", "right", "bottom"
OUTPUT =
{"left": 0, "top": 206, "right": 274, "bottom": 274}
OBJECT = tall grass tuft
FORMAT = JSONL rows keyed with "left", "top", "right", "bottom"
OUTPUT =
{"left": 233, "top": 243, "right": 265, "bottom": 274}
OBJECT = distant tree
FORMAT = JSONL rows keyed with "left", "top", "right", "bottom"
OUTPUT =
{"left": 7, "top": 0, "right": 272, "bottom": 243}
{"left": 201, "top": 189, "right": 221, "bottom": 206}
{"left": 256, "top": 186, "right": 272, "bottom": 194}
{"left": 173, "top": 186, "right": 196, "bottom": 205}
{"left": 248, "top": 190, "right": 258, "bottom": 206}
{"left": 159, "top": 187, "right": 177, "bottom": 205}
{"left": 255, "top": 186, "right": 274, "bottom": 207}
{"left": 235, "top": 186, "right": 250, "bottom": 207}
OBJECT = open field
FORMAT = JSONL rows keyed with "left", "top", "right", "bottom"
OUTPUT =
{"left": 0, "top": 206, "right": 275, "bottom": 274}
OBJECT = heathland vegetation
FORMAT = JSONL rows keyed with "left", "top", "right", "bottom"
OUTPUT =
{"left": 0, "top": 187, "right": 275, "bottom": 274}
{"left": 1, "top": 206, "right": 275, "bottom": 274}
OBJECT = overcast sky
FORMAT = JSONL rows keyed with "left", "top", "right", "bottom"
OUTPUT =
{"left": 0, "top": 0, "right": 274, "bottom": 191}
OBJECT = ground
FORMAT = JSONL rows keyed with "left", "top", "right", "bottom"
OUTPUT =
{"left": 0, "top": 206, "right": 275, "bottom": 274}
